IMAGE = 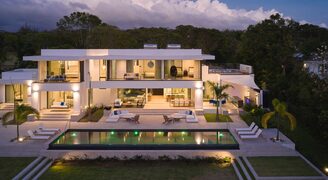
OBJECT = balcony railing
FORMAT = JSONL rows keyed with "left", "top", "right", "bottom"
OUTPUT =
{"left": 208, "top": 63, "right": 252, "bottom": 75}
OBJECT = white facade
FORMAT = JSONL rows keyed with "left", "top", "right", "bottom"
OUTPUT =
{"left": 20, "top": 48, "right": 215, "bottom": 115}
{"left": 0, "top": 48, "right": 263, "bottom": 119}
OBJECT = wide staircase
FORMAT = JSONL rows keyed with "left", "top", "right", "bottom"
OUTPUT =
{"left": 13, "top": 156, "right": 53, "bottom": 180}
{"left": 39, "top": 111, "right": 71, "bottom": 121}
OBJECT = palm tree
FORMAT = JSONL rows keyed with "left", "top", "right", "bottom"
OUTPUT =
{"left": 2, "top": 104, "right": 39, "bottom": 140}
{"left": 261, "top": 98, "right": 296, "bottom": 141}
{"left": 207, "top": 81, "right": 233, "bottom": 122}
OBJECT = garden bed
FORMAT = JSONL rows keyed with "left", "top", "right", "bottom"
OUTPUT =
{"left": 79, "top": 107, "right": 104, "bottom": 122}
{"left": 205, "top": 113, "right": 232, "bottom": 122}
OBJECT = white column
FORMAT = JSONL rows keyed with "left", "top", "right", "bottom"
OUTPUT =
{"left": 73, "top": 91, "right": 81, "bottom": 114}
{"left": 0, "top": 84, "right": 5, "bottom": 103}
{"left": 260, "top": 90, "right": 263, "bottom": 106}
{"left": 31, "top": 91, "right": 40, "bottom": 110}
{"left": 26, "top": 81, "right": 32, "bottom": 105}
{"left": 161, "top": 60, "right": 164, "bottom": 79}
{"left": 195, "top": 88, "right": 203, "bottom": 109}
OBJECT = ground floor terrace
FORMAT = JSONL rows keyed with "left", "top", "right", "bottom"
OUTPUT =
{"left": 0, "top": 111, "right": 326, "bottom": 179}
{"left": 25, "top": 84, "right": 260, "bottom": 121}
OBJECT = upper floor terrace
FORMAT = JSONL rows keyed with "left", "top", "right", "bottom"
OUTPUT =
{"left": 23, "top": 47, "right": 215, "bottom": 83}
{"left": 207, "top": 64, "right": 253, "bottom": 75}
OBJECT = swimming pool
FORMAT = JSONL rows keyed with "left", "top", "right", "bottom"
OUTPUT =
{"left": 49, "top": 129, "right": 239, "bottom": 150}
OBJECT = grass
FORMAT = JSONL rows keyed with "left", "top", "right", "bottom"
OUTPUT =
{"left": 79, "top": 108, "right": 104, "bottom": 122}
{"left": 205, "top": 113, "right": 232, "bottom": 122}
{"left": 41, "top": 160, "right": 238, "bottom": 180}
{"left": 247, "top": 156, "right": 320, "bottom": 177}
{"left": 0, "top": 157, "right": 36, "bottom": 179}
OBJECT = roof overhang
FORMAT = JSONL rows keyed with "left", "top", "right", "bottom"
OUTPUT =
{"left": 220, "top": 75, "right": 260, "bottom": 89}
{"left": 0, "top": 79, "right": 32, "bottom": 84}
{"left": 23, "top": 54, "right": 214, "bottom": 61}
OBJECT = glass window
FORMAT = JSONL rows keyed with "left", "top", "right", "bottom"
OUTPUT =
{"left": 164, "top": 60, "right": 200, "bottom": 80}
{"left": 47, "top": 91, "right": 73, "bottom": 108}
{"left": 5, "top": 84, "right": 28, "bottom": 103}
{"left": 99, "top": 60, "right": 107, "bottom": 81}
{"left": 46, "top": 61, "right": 81, "bottom": 82}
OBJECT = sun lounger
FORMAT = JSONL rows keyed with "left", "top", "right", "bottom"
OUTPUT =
{"left": 235, "top": 122, "right": 255, "bottom": 132}
{"left": 27, "top": 130, "right": 50, "bottom": 140}
{"left": 238, "top": 125, "right": 259, "bottom": 135}
{"left": 240, "top": 129, "right": 262, "bottom": 139}
{"left": 38, "top": 125, "right": 60, "bottom": 132}
{"left": 35, "top": 129, "right": 56, "bottom": 135}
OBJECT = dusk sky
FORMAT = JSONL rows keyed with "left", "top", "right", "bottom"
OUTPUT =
{"left": 0, "top": 0, "right": 327, "bottom": 32}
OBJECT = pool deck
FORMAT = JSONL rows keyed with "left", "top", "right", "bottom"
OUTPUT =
{"left": 0, "top": 114, "right": 297, "bottom": 159}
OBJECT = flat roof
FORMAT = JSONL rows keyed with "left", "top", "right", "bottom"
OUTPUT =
{"left": 23, "top": 49, "right": 215, "bottom": 61}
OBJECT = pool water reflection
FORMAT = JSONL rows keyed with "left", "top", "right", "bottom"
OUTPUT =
{"left": 49, "top": 129, "right": 239, "bottom": 150}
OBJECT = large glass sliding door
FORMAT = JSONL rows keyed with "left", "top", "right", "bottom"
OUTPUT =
{"left": 5, "top": 84, "right": 27, "bottom": 103}
{"left": 164, "top": 60, "right": 201, "bottom": 80}
{"left": 47, "top": 91, "right": 73, "bottom": 109}
{"left": 46, "top": 61, "right": 83, "bottom": 82}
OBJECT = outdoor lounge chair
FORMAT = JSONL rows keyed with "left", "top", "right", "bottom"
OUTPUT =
{"left": 106, "top": 110, "right": 130, "bottom": 122}
{"left": 163, "top": 115, "right": 173, "bottom": 124}
{"left": 27, "top": 130, "right": 50, "bottom": 140}
{"left": 240, "top": 129, "right": 262, "bottom": 139}
{"left": 235, "top": 122, "right": 255, "bottom": 132}
{"left": 38, "top": 124, "right": 61, "bottom": 132}
{"left": 177, "top": 110, "right": 198, "bottom": 123}
{"left": 238, "top": 125, "right": 259, "bottom": 135}
{"left": 132, "top": 115, "right": 140, "bottom": 124}
{"left": 35, "top": 129, "right": 56, "bottom": 135}
{"left": 185, "top": 111, "right": 198, "bottom": 123}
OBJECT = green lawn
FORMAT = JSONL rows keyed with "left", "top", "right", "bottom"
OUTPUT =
{"left": 205, "top": 113, "right": 232, "bottom": 122}
{"left": 41, "top": 160, "right": 238, "bottom": 180}
{"left": 0, "top": 157, "right": 36, "bottom": 179}
{"left": 247, "top": 156, "right": 320, "bottom": 177}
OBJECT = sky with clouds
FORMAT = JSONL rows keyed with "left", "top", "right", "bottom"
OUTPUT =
{"left": 0, "top": 0, "right": 327, "bottom": 32}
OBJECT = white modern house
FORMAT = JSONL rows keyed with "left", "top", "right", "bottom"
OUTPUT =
{"left": 0, "top": 44, "right": 262, "bottom": 120}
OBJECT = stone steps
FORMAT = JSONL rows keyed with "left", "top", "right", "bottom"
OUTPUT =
{"left": 39, "top": 113, "right": 71, "bottom": 121}
{"left": 13, "top": 156, "right": 53, "bottom": 180}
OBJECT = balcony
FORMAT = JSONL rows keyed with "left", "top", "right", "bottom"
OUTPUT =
{"left": 38, "top": 61, "right": 84, "bottom": 83}
{"left": 208, "top": 64, "right": 253, "bottom": 75}
{"left": 101, "top": 60, "right": 201, "bottom": 81}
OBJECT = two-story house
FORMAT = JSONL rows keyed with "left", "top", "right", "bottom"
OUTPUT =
{"left": 1, "top": 44, "right": 262, "bottom": 120}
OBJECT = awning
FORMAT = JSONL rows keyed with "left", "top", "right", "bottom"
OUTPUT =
{"left": 220, "top": 75, "right": 260, "bottom": 89}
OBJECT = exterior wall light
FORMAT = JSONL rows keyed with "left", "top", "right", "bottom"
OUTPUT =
{"left": 72, "top": 84, "right": 80, "bottom": 92}
{"left": 32, "top": 84, "right": 39, "bottom": 92}
{"left": 18, "top": 137, "right": 25, "bottom": 142}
